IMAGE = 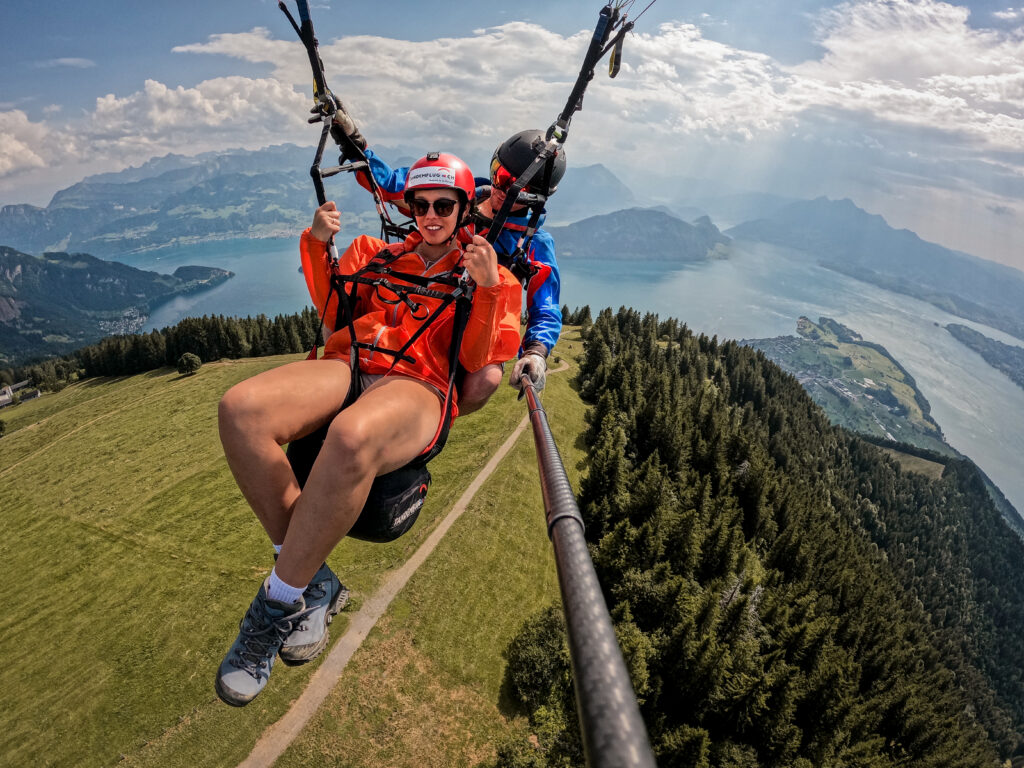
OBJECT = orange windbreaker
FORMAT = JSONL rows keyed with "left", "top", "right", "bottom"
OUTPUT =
{"left": 300, "top": 229, "right": 522, "bottom": 408}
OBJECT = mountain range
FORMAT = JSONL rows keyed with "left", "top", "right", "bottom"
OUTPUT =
{"left": 548, "top": 209, "right": 730, "bottom": 262}
{"left": 0, "top": 148, "right": 640, "bottom": 257}
{"left": 4, "top": 143, "right": 1024, "bottom": 354}
{"left": 0, "top": 145, "right": 328, "bottom": 256}
{"left": 545, "top": 163, "right": 639, "bottom": 224}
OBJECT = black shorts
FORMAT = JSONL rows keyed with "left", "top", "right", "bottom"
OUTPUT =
{"left": 286, "top": 425, "right": 430, "bottom": 544}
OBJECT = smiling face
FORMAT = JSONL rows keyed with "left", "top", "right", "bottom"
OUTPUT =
{"left": 411, "top": 188, "right": 461, "bottom": 247}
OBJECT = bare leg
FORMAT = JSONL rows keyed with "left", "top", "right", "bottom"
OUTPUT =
{"left": 218, "top": 359, "right": 352, "bottom": 544}
{"left": 275, "top": 375, "right": 442, "bottom": 587}
{"left": 457, "top": 363, "right": 503, "bottom": 415}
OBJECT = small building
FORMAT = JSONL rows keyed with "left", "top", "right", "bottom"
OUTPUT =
{"left": 0, "top": 380, "right": 34, "bottom": 408}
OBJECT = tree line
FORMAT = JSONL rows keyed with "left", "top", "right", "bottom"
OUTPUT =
{"left": 2, "top": 305, "right": 593, "bottom": 394}
{"left": 2, "top": 304, "right": 594, "bottom": 394}
{"left": 0, "top": 308, "right": 325, "bottom": 391}
{"left": 498, "top": 306, "right": 1024, "bottom": 768}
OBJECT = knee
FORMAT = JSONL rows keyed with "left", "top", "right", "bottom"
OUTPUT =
{"left": 321, "top": 417, "right": 379, "bottom": 481}
{"left": 459, "top": 364, "right": 502, "bottom": 415}
{"left": 218, "top": 381, "right": 264, "bottom": 435}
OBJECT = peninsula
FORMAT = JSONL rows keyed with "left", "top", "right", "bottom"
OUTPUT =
{"left": 744, "top": 316, "right": 947, "bottom": 455}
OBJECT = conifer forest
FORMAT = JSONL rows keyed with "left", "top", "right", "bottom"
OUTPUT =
{"left": 501, "top": 307, "right": 1024, "bottom": 768}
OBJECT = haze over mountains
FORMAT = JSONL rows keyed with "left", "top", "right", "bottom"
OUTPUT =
{"left": 3, "top": 143, "right": 1024, "bottom": 364}
{"left": 728, "top": 198, "right": 1024, "bottom": 341}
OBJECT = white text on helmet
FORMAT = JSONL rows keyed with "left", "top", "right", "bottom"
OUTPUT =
{"left": 407, "top": 166, "right": 457, "bottom": 188}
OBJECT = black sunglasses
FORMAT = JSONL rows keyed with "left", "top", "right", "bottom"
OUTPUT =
{"left": 410, "top": 197, "right": 458, "bottom": 217}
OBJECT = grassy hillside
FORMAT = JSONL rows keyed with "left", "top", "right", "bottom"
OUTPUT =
{"left": 878, "top": 447, "right": 945, "bottom": 481}
{"left": 0, "top": 330, "right": 586, "bottom": 768}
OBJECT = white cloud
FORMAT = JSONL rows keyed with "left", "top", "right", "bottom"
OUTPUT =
{"left": 172, "top": 27, "right": 295, "bottom": 66}
{"left": 173, "top": 22, "right": 596, "bottom": 147}
{"left": 74, "top": 77, "right": 311, "bottom": 165}
{"left": 165, "top": 20, "right": 804, "bottom": 166}
{"left": 993, "top": 7, "right": 1024, "bottom": 21}
{"left": 34, "top": 57, "right": 96, "bottom": 68}
{"left": 788, "top": 1, "right": 1024, "bottom": 148}
{"left": 0, "top": 111, "right": 53, "bottom": 176}
{"left": 4, "top": 2, "right": 1024, "bottom": 264}
{"left": 806, "top": 1, "right": 987, "bottom": 80}
{"left": 10, "top": 7, "right": 1024, "bottom": 176}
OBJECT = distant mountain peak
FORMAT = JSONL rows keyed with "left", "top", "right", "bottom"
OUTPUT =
{"left": 548, "top": 206, "right": 729, "bottom": 262}
{"left": 795, "top": 196, "right": 892, "bottom": 229}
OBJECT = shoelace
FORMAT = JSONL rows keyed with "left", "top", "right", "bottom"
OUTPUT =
{"left": 232, "top": 600, "right": 313, "bottom": 679}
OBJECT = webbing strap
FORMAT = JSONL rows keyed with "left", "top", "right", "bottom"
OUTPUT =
{"left": 408, "top": 290, "right": 473, "bottom": 468}
{"left": 325, "top": 243, "right": 472, "bottom": 405}
{"left": 382, "top": 276, "right": 470, "bottom": 374}
{"left": 485, "top": 151, "right": 555, "bottom": 244}
{"left": 280, "top": 1, "right": 411, "bottom": 243}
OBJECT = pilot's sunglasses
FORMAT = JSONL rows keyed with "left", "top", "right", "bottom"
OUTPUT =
{"left": 410, "top": 197, "right": 458, "bottom": 217}
{"left": 489, "top": 156, "right": 516, "bottom": 192}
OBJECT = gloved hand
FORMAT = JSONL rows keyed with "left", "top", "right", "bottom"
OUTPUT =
{"left": 329, "top": 102, "right": 367, "bottom": 159}
{"left": 510, "top": 352, "right": 547, "bottom": 392}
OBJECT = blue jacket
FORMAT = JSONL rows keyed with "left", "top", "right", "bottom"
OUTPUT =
{"left": 361, "top": 148, "right": 562, "bottom": 356}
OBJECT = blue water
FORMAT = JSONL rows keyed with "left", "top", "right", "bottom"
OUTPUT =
{"left": 119, "top": 237, "right": 1024, "bottom": 516}
{"left": 116, "top": 238, "right": 311, "bottom": 330}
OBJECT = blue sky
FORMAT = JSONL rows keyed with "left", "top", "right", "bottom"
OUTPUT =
{"left": 2, "top": 0, "right": 1023, "bottom": 268}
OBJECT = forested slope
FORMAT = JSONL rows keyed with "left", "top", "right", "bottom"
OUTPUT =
{"left": 0, "top": 246, "right": 231, "bottom": 365}
{"left": 500, "top": 308, "right": 1024, "bottom": 768}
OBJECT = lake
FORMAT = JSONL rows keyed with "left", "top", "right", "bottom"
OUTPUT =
{"left": 123, "top": 238, "right": 312, "bottom": 329}
{"left": 117, "top": 237, "right": 1024, "bottom": 516}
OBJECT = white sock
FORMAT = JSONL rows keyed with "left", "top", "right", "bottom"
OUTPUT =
{"left": 266, "top": 568, "right": 306, "bottom": 604}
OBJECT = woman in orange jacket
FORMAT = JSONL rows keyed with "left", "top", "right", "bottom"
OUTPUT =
{"left": 214, "top": 152, "right": 522, "bottom": 707}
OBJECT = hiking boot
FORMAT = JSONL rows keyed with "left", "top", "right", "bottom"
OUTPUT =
{"left": 279, "top": 562, "right": 350, "bottom": 666}
{"left": 215, "top": 581, "right": 310, "bottom": 707}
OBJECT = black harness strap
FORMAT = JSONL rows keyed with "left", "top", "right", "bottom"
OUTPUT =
{"left": 280, "top": 0, "right": 412, "bottom": 244}
{"left": 473, "top": 208, "right": 542, "bottom": 287}
{"left": 511, "top": 202, "right": 547, "bottom": 281}
{"left": 484, "top": 2, "right": 636, "bottom": 251}
{"left": 320, "top": 240, "right": 474, "bottom": 460}
{"left": 411, "top": 287, "right": 473, "bottom": 467}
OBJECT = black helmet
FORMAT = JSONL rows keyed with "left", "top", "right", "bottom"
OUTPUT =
{"left": 490, "top": 129, "right": 567, "bottom": 197}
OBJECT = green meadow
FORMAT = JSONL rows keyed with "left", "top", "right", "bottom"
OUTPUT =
{"left": 0, "top": 329, "right": 586, "bottom": 767}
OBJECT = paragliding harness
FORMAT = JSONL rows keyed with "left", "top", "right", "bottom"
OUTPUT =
{"left": 279, "top": 0, "right": 472, "bottom": 541}
{"left": 286, "top": 243, "right": 474, "bottom": 542}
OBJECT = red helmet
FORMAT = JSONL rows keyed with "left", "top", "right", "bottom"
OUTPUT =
{"left": 403, "top": 152, "right": 475, "bottom": 205}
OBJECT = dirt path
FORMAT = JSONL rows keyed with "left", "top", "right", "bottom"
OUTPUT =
{"left": 239, "top": 363, "right": 569, "bottom": 768}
